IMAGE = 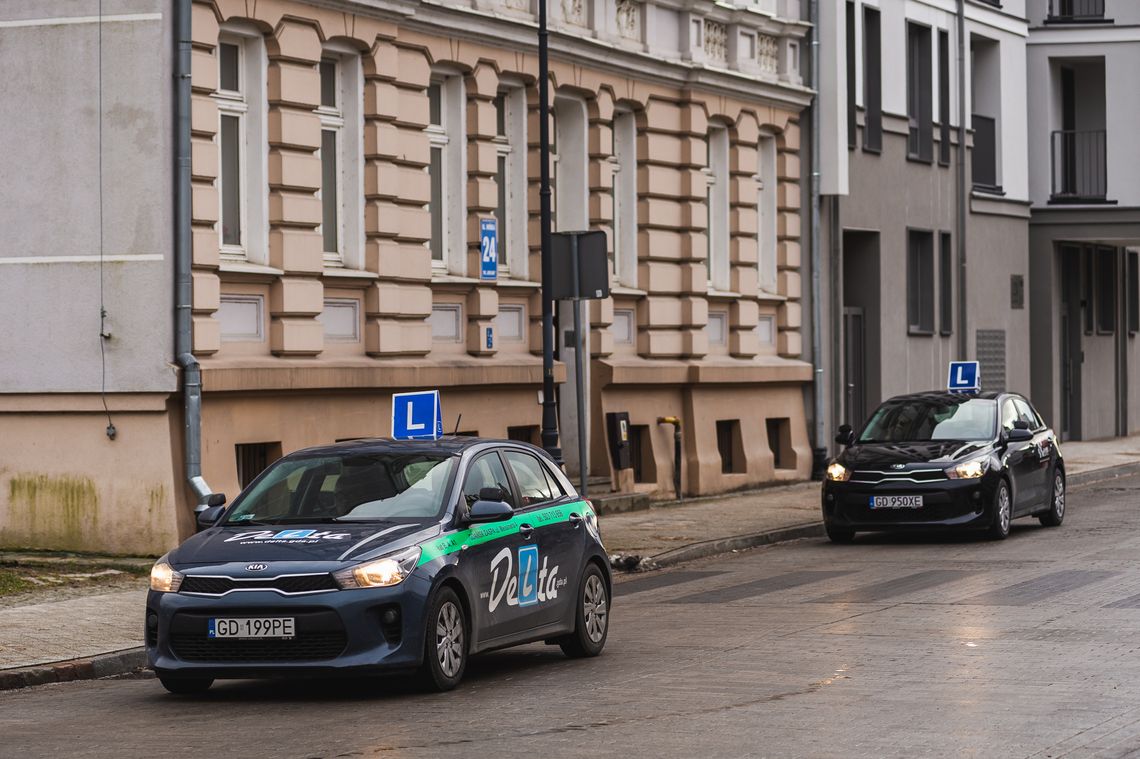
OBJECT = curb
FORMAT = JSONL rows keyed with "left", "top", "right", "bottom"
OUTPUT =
{"left": 0, "top": 648, "right": 146, "bottom": 692}
{"left": 1068, "top": 462, "right": 1140, "bottom": 488}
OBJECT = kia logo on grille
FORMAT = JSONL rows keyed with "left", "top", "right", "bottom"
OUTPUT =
{"left": 891, "top": 464, "right": 906, "bottom": 470}
{"left": 246, "top": 563, "right": 268, "bottom": 571}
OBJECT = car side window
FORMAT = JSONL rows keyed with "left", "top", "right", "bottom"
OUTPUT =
{"left": 1013, "top": 398, "right": 1041, "bottom": 431}
{"left": 461, "top": 453, "right": 514, "bottom": 508}
{"left": 1000, "top": 400, "right": 1020, "bottom": 431}
{"left": 504, "top": 451, "right": 555, "bottom": 508}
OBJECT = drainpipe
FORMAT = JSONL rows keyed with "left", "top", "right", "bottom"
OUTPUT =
{"left": 656, "top": 417, "right": 682, "bottom": 502}
{"left": 809, "top": 0, "right": 826, "bottom": 477}
{"left": 175, "top": 0, "right": 213, "bottom": 511}
{"left": 956, "top": 0, "right": 968, "bottom": 359}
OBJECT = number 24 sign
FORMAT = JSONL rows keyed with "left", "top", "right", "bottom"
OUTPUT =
{"left": 480, "top": 218, "right": 497, "bottom": 281}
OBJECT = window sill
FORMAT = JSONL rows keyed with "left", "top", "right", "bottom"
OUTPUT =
{"left": 495, "top": 278, "right": 542, "bottom": 289}
{"left": 972, "top": 185, "right": 1006, "bottom": 197}
{"left": 610, "top": 285, "right": 648, "bottom": 298}
{"left": 1047, "top": 197, "right": 1117, "bottom": 206}
{"left": 218, "top": 261, "right": 284, "bottom": 281}
{"left": 905, "top": 153, "right": 934, "bottom": 166}
{"left": 908, "top": 328, "right": 936, "bottom": 337}
{"left": 322, "top": 268, "right": 379, "bottom": 286}
{"left": 707, "top": 289, "right": 743, "bottom": 301}
{"left": 861, "top": 144, "right": 882, "bottom": 156}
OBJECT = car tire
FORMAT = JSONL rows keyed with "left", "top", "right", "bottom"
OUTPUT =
{"left": 158, "top": 676, "right": 213, "bottom": 695}
{"left": 825, "top": 522, "right": 855, "bottom": 544}
{"left": 987, "top": 479, "right": 1012, "bottom": 541}
{"left": 558, "top": 563, "right": 609, "bottom": 659}
{"left": 416, "top": 586, "right": 467, "bottom": 692}
{"left": 1039, "top": 468, "right": 1066, "bottom": 527}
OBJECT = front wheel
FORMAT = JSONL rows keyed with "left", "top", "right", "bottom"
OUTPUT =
{"left": 559, "top": 564, "right": 609, "bottom": 658}
{"left": 158, "top": 676, "right": 213, "bottom": 695}
{"left": 416, "top": 586, "right": 467, "bottom": 692}
{"left": 987, "top": 480, "right": 1012, "bottom": 540}
{"left": 1039, "top": 469, "right": 1066, "bottom": 527}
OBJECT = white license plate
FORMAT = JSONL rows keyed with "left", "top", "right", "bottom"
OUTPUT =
{"left": 869, "top": 495, "right": 924, "bottom": 510}
{"left": 208, "top": 617, "right": 295, "bottom": 639}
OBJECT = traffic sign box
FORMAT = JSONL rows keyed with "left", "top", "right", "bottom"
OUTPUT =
{"left": 947, "top": 361, "right": 981, "bottom": 393}
{"left": 391, "top": 390, "right": 444, "bottom": 440}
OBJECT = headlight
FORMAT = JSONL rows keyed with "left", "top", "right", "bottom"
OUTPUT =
{"left": 334, "top": 546, "right": 421, "bottom": 589}
{"left": 150, "top": 562, "right": 183, "bottom": 593}
{"left": 947, "top": 459, "right": 988, "bottom": 479}
{"left": 826, "top": 462, "right": 851, "bottom": 482}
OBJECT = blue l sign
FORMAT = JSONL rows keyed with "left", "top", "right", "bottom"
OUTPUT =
{"left": 947, "top": 361, "right": 981, "bottom": 393}
{"left": 480, "top": 218, "right": 498, "bottom": 280}
{"left": 391, "top": 390, "right": 443, "bottom": 440}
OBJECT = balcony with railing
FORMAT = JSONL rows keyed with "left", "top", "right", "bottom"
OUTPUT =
{"left": 1051, "top": 130, "right": 1107, "bottom": 202}
{"left": 972, "top": 114, "right": 1000, "bottom": 192}
{"left": 1047, "top": 0, "right": 1108, "bottom": 23}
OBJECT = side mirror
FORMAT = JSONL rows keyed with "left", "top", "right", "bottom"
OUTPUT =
{"left": 207, "top": 492, "right": 227, "bottom": 507}
{"left": 468, "top": 499, "right": 513, "bottom": 524}
{"left": 196, "top": 505, "right": 225, "bottom": 530}
{"left": 1007, "top": 428, "right": 1034, "bottom": 443}
{"left": 835, "top": 424, "right": 855, "bottom": 446}
{"left": 478, "top": 486, "right": 506, "bottom": 503}
{"left": 1012, "top": 419, "right": 1030, "bottom": 431}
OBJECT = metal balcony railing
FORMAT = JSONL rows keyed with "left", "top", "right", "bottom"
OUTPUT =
{"left": 1051, "top": 130, "right": 1107, "bottom": 201}
{"left": 972, "top": 114, "right": 998, "bottom": 190}
{"left": 1047, "top": 0, "right": 1106, "bottom": 22}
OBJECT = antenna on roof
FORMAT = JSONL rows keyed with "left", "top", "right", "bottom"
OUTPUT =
{"left": 453, "top": 414, "right": 462, "bottom": 436}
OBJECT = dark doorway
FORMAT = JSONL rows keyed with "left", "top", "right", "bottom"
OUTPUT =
{"left": 844, "top": 307, "right": 867, "bottom": 429}
{"left": 843, "top": 230, "right": 882, "bottom": 427}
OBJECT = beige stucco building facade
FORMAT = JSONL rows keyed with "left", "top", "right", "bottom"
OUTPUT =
{"left": 0, "top": 0, "right": 812, "bottom": 555}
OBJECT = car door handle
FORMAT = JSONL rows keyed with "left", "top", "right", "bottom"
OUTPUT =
{"left": 519, "top": 523, "right": 534, "bottom": 539}
{"left": 568, "top": 512, "right": 582, "bottom": 528}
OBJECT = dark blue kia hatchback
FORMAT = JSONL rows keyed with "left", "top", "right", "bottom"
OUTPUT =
{"left": 146, "top": 438, "right": 610, "bottom": 694}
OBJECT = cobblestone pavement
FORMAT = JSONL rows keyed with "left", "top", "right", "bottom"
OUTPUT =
{"left": 4, "top": 475, "right": 1140, "bottom": 758}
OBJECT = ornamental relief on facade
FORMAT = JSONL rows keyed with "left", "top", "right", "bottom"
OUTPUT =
{"left": 704, "top": 20, "right": 727, "bottom": 64}
{"left": 562, "top": 0, "right": 586, "bottom": 26}
{"left": 757, "top": 33, "right": 778, "bottom": 75}
{"left": 616, "top": 0, "right": 641, "bottom": 40}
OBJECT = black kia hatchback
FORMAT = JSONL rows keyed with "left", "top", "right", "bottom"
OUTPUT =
{"left": 821, "top": 392, "right": 1065, "bottom": 542}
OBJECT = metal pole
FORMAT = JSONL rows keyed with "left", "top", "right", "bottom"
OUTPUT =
{"left": 956, "top": 0, "right": 968, "bottom": 360}
{"left": 809, "top": 0, "right": 826, "bottom": 476}
{"left": 538, "top": 0, "right": 562, "bottom": 465}
{"left": 571, "top": 235, "right": 587, "bottom": 497}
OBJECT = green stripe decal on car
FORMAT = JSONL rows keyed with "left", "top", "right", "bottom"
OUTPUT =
{"left": 417, "top": 500, "right": 593, "bottom": 567}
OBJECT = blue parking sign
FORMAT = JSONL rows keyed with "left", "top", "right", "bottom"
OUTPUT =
{"left": 391, "top": 390, "right": 443, "bottom": 440}
{"left": 947, "top": 361, "right": 981, "bottom": 393}
{"left": 480, "top": 218, "right": 498, "bottom": 280}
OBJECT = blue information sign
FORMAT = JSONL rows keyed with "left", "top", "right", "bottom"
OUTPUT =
{"left": 947, "top": 361, "right": 981, "bottom": 393}
{"left": 480, "top": 218, "right": 498, "bottom": 280}
{"left": 391, "top": 390, "right": 443, "bottom": 440}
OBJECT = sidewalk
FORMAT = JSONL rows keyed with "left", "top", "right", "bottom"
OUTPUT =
{"left": 2, "top": 433, "right": 1138, "bottom": 690}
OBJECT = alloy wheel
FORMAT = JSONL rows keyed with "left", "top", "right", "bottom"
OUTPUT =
{"left": 1054, "top": 474, "right": 1066, "bottom": 518}
{"left": 998, "top": 485, "right": 1011, "bottom": 534}
{"left": 583, "top": 574, "right": 608, "bottom": 644}
{"left": 435, "top": 600, "right": 464, "bottom": 678}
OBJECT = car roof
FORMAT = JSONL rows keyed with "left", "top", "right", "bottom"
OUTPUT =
{"left": 283, "top": 436, "right": 547, "bottom": 459}
{"left": 881, "top": 390, "right": 1008, "bottom": 404}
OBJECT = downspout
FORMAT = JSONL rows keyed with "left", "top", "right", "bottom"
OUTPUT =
{"left": 956, "top": 0, "right": 968, "bottom": 359}
{"left": 175, "top": 0, "right": 213, "bottom": 511}
{"left": 809, "top": 0, "right": 826, "bottom": 476}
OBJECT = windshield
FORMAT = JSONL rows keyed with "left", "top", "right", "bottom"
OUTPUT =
{"left": 858, "top": 398, "right": 997, "bottom": 443}
{"left": 224, "top": 453, "right": 457, "bottom": 525}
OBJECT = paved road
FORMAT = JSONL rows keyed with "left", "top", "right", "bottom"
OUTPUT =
{"left": 6, "top": 475, "right": 1140, "bottom": 758}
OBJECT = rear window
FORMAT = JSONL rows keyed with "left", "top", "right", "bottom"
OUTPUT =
{"left": 858, "top": 398, "right": 996, "bottom": 443}
{"left": 224, "top": 453, "right": 457, "bottom": 525}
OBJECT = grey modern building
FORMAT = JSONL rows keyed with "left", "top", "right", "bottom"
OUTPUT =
{"left": 1026, "top": 0, "right": 1140, "bottom": 441}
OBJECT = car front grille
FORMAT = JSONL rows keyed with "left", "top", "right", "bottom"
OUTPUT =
{"left": 170, "top": 632, "right": 347, "bottom": 662}
{"left": 850, "top": 469, "right": 947, "bottom": 484}
{"left": 179, "top": 573, "right": 338, "bottom": 596}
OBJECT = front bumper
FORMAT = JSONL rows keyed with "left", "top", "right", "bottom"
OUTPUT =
{"left": 822, "top": 475, "right": 999, "bottom": 533}
{"left": 146, "top": 573, "right": 432, "bottom": 680}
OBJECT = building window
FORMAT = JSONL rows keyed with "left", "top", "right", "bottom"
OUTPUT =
{"left": 705, "top": 124, "right": 730, "bottom": 291}
{"left": 613, "top": 308, "right": 635, "bottom": 344}
{"left": 756, "top": 314, "right": 774, "bottom": 345}
{"left": 708, "top": 311, "right": 728, "bottom": 345}
{"left": 495, "top": 304, "right": 526, "bottom": 342}
{"left": 757, "top": 134, "right": 778, "bottom": 292}
{"left": 1096, "top": 246, "right": 1115, "bottom": 334}
{"left": 217, "top": 294, "right": 264, "bottom": 341}
{"left": 429, "top": 303, "right": 463, "bottom": 341}
{"left": 236, "top": 442, "right": 282, "bottom": 489}
{"left": 494, "top": 86, "right": 527, "bottom": 277}
{"left": 938, "top": 30, "right": 951, "bottom": 166}
{"left": 1129, "top": 251, "right": 1139, "bottom": 336}
{"left": 906, "top": 23, "right": 933, "bottom": 162}
{"left": 940, "top": 232, "right": 953, "bottom": 335}
{"left": 846, "top": 1, "right": 856, "bottom": 150}
{"left": 317, "top": 52, "right": 363, "bottom": 268}
{"left": 213, "top": 32, "right": 267, "bottom": 263}
{"left": 1082, "top": 247, "right": 1095, "bottom": 335}
{"left": 971, "top": 36, "right": 1002, "bottom": 191}
{"left": 613, "top": 108, "right": 639, "bottom": 287}
{"left": 908, "top": 229, "right": 935, "bottom": 334}
{"left": 862, "top": 7, "right": 882, "bottom": 152}
{"left": 427, "top": 74, "right": 466, "bottom": 273}
{"left": 318, "top": 298, "right": 360, "bottom": 341}
{"left": 716, "top": 419, "right": 745, "bottom": 474}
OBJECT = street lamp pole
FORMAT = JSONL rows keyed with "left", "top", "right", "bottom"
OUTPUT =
{"left": 538, "top": 0, "right": 562, "bottom": 465}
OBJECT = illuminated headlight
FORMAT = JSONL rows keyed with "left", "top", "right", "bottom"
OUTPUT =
{"left": 149, "top": 562, "right": 183, "bottom": 593}
{"left": 334, "top": 546, "right": 421, "bottom": 589}
{"left": 947, "top": 459, "right": 988, "bottom": 480}
{"left": 826, "top": 462, "right": 851, "bottom": 482}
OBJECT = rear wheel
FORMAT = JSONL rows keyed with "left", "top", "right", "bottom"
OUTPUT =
{"left": 825, "top": 521, "right": 855, "bottom": 544}
{"left": 987, "top": 480, "right": 1012, "bottom": 540}
{"left": 559, "top": 564, "right": 609, "bottom": 658}
{"left": 158, "top": 676, "right": 213, "bottom": 695}
{"left": 1039, "top": 468, "right": 1066, "bottom": 527}
{"left": 416, "top": 586, "right": 467, "bottom": 692}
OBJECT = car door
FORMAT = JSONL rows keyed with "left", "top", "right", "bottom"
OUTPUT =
{"left": 1000, "top": 398, "right": 1038, "bottom": 514}
{"left": 455, "top": 451, "right": 537, "bottom": 642}
{"left": 502, "top": 449, "right": 576, "bottom": 630}
{"left": 1014, "top": 397, "right": 1054, "bottom": 509}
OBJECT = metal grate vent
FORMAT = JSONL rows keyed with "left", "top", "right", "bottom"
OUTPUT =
{"left": 976, "top": 329, "right": 1006, "bottom": 392}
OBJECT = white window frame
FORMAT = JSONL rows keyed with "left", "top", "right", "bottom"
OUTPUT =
{"left": 757, "top": 132, "right": 778, "bottom": 293}
{"left": 212, "top": 27, "right": 268, "bottom": 265}
{"left": 706, "top": 124, "right": 730, "bottom": 291}
{"left": 316, "top": 47, "right": 364, "bottom": 270}
{"left": 612, "top": 108, "right": 638, "bottom": 288}
{"left": 318, "top": 297, "right": 361, "bottom": 341}
{"left": 426, "top": 71, "right": 467, "bottom": 275}
{"left": 494, "top": 83, "right": 528, "bottom": 279}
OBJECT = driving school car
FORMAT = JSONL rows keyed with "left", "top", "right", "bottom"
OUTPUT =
{"left": 146, "top": 437, "right": 611, "bottom": 694}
